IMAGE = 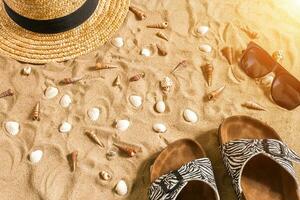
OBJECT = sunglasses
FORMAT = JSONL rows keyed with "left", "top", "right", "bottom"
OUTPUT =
{"left": 240, "top": 42, "right": 300, "bottom": 110}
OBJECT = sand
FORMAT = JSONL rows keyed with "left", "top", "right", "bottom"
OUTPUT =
{"left": 1, "top": 0, "right": 300, "bottom": 199}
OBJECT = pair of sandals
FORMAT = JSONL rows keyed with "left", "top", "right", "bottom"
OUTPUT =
{"left": 149, "top": 115, "right": 300, "bottom": 200}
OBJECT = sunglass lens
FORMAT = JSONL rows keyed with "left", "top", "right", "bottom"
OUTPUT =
{"left": 271, "top": 74, "right": 300, "bottom": 110}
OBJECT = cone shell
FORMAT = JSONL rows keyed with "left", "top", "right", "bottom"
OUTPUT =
{"left": 113, "top": 75, "right": 122, "bottom": 88}
{"left": 129, "top": 6, "right": 146, "bottom": 20}
{"left": 156, "top": 44, "right": 167, "bottom": 56}
{"left": 85, "top": 131, "right": 105, "bottom": 148}
{"left": 70, "top": 151, "right": 78, "bottom": 172}
{"left": 0, "top": 89, "right": 14, "bottom": 98}
{"left": 147, "top": 22, "right": 168, "bottom": 29}
{"left": 207, "top": 86, "right": 226, "bottom": 100}
{"left": 95, "top": 62, "right": 117, "bottom": 70}
{"left": 156, "top": 32, "right": 168, "bottom": 41}
{"left": 22, "top": 66, "right": 32, "bottom": 76}
{"left": 241, "top": 26, "right": 258, "bottom": 39}
{"left": 60, "top": 77, "right": 82, "bottom": 85}
{"left": 32, "top": 102, "right": 40, "bottom": 121}
{"left": 221, "top": 47, "right": 234, "bottom": 65}
{"left": 202, "top": 64, "right": 214, "bottom": 86}
{"left": 171, "top": 60, "right": 187, "bottom": 73}
{"left": 129, "top": 73, "right": 145, "bottom": 82}
{"left": 242, "top": 101, "right": 266, "bottom": 111}
{"left": 114, "top": 141, "right": 142, "bottom": 157}
{"left": 272, "top": 50, "right": 284, "bottom": 63}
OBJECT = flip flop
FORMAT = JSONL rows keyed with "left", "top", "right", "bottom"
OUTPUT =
{"left": 149, "top": 138, "right": 220, "bottom": 200}
{"left": 219, "top": 115, "right": 300, "bottom": 200}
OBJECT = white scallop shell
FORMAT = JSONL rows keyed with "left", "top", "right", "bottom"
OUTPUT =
{"left": 141, "top": 48, "right": 151, "bottom": 57}
{"left": 60, "top": 94, "right": 72, "bottom": 108}
{"left": 112, "top": 37, "right": 124, "bottom": 48}
{"left": 183, "top": 109, "right": 198, "bottom": 123}
{"left": 129, "top": 95, "right": 142, "bottom": 108}
{"left": 45, "top": 86, "right": 58, "bottom": 99}
{"left": 22, "top": 66, "right": 32, "bottom": 75}
{"left": 88, "top": 107, "right": 101, "bottom": 121}
{"left": 100, "top": 171, "right": 112, "bottom": 181}
{"left": 115, "top": 119, "right": 130, "bottom": 132}
{"left": 155, "top": 100, "right": 166, "bottom": 113}
{"left": 29, "top": 150, "right": 43, "bottom": 163}
{"left": 153, "top": 123, "right": 167, "bottom": 133}
{"left": 5, "top": 121, "right": 20, "bottom": 136}
{"left": 199, "top": 44, "right": 212, "bottom": 53}
{"left": 197, "top": 26, "right": 209, "bottom": 35}
{"left": 115, "top": 179, "right": 128, "bottom": 196}
{"left": 59, "top": 122, "right": 72, "bottom": 133}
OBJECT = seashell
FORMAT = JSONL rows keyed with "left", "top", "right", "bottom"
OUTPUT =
{"left": 156, "top": 31, "right": 168, "bottom": 41}
{"left": 153, "top": 123, "right": 167, "bottom": 133}
{"left": 202, "top": 64, "right": 214, "bottom": 86}
{"left": 156, "top": 44, "right": 167, "bottom": 56}
{"left": 141, "top": 48, "right": 152, "bottom": 57}
{"left": 272, "top": 50, "right": 284, "bottom": 63}
{"left": 115, "top": 119, "right": 130, "bottom": 132}
{"left": 32, "top": 102, "right": 40, "bottom": 121}
{"left": 59, "top": 121, "right": 72, "bottom": 133}
{"left": 197, "top": 25, "right": 209, "bottom": 35}
{"left": 69, "top": 151, "right": 78, "bottom": 172}
{"left": 29, "top": 150, "right": 43, "bottom": 163}
{"left": 147, "top": 22, "right": 168, "bottom": 29}
{"left": 114, "top": 141, "right": 142, "bottom": 157}
{"left": 221, "top": 46, "right": 234, "bottom": 65}
{"left": 60, "top": 94, "right": 72, "bottom": 108}
{"left": 259, "top": 74, "right": 274, "bottom": 88}
{"left": 155, "top": 100, "right": 166, "bottom": 113}
{"left": 22, "top": 66, "right": 32, "bottom": 76}
{"left": 113, "top": 75, "right": 122, "bottom": 89}
{"left": 129, "top": 95, "right": 142, "bottom": 108}
{"left": 85, "top": 131, "right": 105, "bottom": 148}
{"left": 129, "top": 6, "right": 146, "bottom": 20}
{"left": 242, "top": 101, "right": 266, "bottom": 111}
{"left": 95, "top": 62, "right": 118, "bottom": 70}
{"left": 207, "top": 85, "right": 226, "bottom": 101}
{"left": 183, "top": 109, "right": 198, "bottom": 123}
{"left": 5, "top": 121, "right": 20, "bottom": 136}
{"left": 60, "top": 77, "right": 83, "bottom": 85}
{"left": 199, "top": 44, "right": 212, "bottom": 53}
{"left": 240, "top": 26, "right": 258, "bottom": 39}
{"left": 129, "top": 72, "right": 145, "bottom": 82}
{"left": 45, "top": 86, "right": 58, "bottom": 99}
{"left": 87, "top": 107, "right": 101, "bottom": 121}
{"left": 106, "top": 150, "right": 117, "bottom": 160}
{"left": 112, "top": 37, "right": 124, "bottom": 48}
{"left": 0, "top": 89, "right": 14, "bottom": 99}
{"left": 171, "top": 60, "right": 187, "bottom": 74}
{"left": 115, "top": 180, "right": 128, "bottom": 196}
{"left": 160, "top": 77, "right": 173, "bottom": 93}
{"left": 100, "top": 171, "right": 112, "bottom": 181}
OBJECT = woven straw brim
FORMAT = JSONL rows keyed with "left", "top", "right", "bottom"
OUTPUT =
{"left": 0, "top": 0, "right": 130, "bottom": 64}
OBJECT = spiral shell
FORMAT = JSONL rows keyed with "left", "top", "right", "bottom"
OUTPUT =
{"left": 240, "top": 26, "right": 258, "bottom": 39}
{"left": 60, "top": 77, "right": 82, "bottom": 85}
{"left": 272, "top": 50, "right": 284, "bottom": 63}
{"left": 32, "top": 102, "right": 40, "bottom": 121}
{"left": 69, "top": 151, "right": 78, "bottom": 172}
{"left": 95, "top": 63, "right": 118, "bottom": 70}
{"left": 147, "top": 22, "right": 168, "bottom": 29}
{"left": 0, "top": 89, "right": 14, "bottom": 99}
{"left": 114, "top": 141, "right": 142, "bottom": 157}
{"left": 156, "top": 44, "right": 167, "bottom": 56}
{"left": 221, "top": 46, "right": 234, "bottom": 65}
{"left": 113, "top": 75, "right": 122, "bottom": 89}
{"left": 129, "top": 73, "right": 145, "bottom": 82}
{"left": 156, "top": 31, "right": 168, "bottom": 41}
{"left": 171, "top": 60, "right": 187, "bottom": 74}
{"left": 207, "top": 85, "right": 226, "bottom": 101}
{"left": 202, "top": 64, "right": 214, "bottom": 86}
{"left": 85, "top": 131, "right": 105, "bottom": 148}
{"left": 129, "top": 6, "right": 146, "bottom": 20}
{"left": 100, "top": 171, "right": 112, "bottom": 181}
{"left": 22, "top": 66, "right": 32, "bottom": 76}
{"left": 160, "top": 77, "right": 173, "bottom": 93}
{"left": 242, "top": 101, "right": 266, "bottom": 111}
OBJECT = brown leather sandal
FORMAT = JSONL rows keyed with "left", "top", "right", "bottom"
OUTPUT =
{"left": 219, "top": 115, "right": 300, "bottom": 200}
{"left": 148, "top": 139, "right": 220, "bottom": 200}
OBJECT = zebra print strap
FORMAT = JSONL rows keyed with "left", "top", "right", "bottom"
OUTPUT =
{"left": 220, "top": 139, "right": 300, "bottom": 200}
{"left": 149, "top": 158, "right": 220, "bottom": 200}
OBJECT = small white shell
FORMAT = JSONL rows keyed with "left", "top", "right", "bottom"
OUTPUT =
{"left": 155, "top": 100, "right": 166, "bottom": 113}
{"left": 112, "top": 37, "right": 124, "bottom": 48}
{"left": 22, "top": 66, "right": 32, "bottom": 75}
{"left": 100, "top": 171, "right": 112, "bottom": 181}
{"left": 60, "top": 94, "right": 72, "bottom": 108}
{"left": 141, "top": 48, "right": 151, "bottom": 57}
{"left": 197, "top": 26, "right": 209, "bottom": 35}
{"left": 153, "top": 123, "right": 167, "bottom": 133}
{"left": 29, "top": 150, "right": 43, "bottom": 163}
{"left": 129, "top": 95, "right": 142, "bottom": 108}
{"left": 260, "top": 74, "right": 275, "bottom": 88}
{"left": 115, "top": 180, "right": 128, "bottom": 196}
{"left": 59, "top": 121, "right": 72, "bottom": 133}
{"left": 45, "top": 86, "right": 58, "bottom": 99}
{"left": 199, "top": 44, "right": 212, "bottom": 53}
{"left": 5, "top": 121, "right": 20, "bottom": 136}
{"left": 160, "top": 77, "right": 173, "bottom": 93}
{"left": 87, "top": 107, "right": 101, "bottom": 121}
{"left": 115, "top": 119, "right": 130, "bottom": 132}
{"left": 183, "top": 109, "right": 198, "bottom": 123}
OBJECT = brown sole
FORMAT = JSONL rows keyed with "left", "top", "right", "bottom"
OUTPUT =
{"left": 219, "top": 115, "right": 299, "bottom": 200}
{"left": 150, "top": 139, "right": 216, "bottom": 200}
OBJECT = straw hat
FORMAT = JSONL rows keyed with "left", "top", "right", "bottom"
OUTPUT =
{"left": 0, "top": 0, "right": 130, "bottom": 64}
